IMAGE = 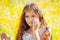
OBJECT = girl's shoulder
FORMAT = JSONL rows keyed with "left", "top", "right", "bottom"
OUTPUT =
{"left": 39, "top": 26, "right": 51, "bottom": 37}
{"left": 40, "top": 26, "right": 52, "bottom": 40}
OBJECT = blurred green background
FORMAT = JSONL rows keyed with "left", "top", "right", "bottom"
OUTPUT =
{"left": 0, "top": 0, "right": 60, "bottom": 40}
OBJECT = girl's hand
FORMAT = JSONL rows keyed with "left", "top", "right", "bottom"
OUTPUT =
{"left": 32, "top": 17, "right": 41, "bottom": 31}
{"left": 32, "top": 18, "right": 41, "bottom": 40}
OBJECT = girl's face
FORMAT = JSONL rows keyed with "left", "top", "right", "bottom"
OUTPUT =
{"left": 25, "top": 10, "right": 40, "bottom": 27}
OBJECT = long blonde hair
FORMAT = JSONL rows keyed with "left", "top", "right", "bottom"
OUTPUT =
{"left": 16, "top": 3, "right": 46, "bottom": 40}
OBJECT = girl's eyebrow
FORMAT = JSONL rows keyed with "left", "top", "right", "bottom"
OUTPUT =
{"left": 32, "top": 15, "right": 34, "bottom": 17}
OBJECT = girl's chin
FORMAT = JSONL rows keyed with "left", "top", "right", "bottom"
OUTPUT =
{"left": 29, "top": 24, "right": 33, "bottom": 27}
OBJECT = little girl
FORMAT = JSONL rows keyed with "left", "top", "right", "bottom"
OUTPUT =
{"left": 16, "top": 3, "right": 52, "bottom": 40}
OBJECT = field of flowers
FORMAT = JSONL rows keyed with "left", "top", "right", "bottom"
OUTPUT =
{"left": 0, "top": 0, "right": 60, "bottom": 40}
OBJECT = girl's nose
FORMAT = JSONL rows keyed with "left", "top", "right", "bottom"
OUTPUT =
{"left": 31, "top": 17, "right": 34, "bottom": 21}
{"left": 30, "top": 17, "right": 34, "bottom": 23}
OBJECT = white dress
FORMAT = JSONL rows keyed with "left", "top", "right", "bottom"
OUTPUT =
{"left": 22, "top": 27, "right": 51, "bottom": 40}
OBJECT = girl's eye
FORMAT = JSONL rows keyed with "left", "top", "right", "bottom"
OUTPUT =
{"left": 32, "top": 15, "right": 34, "bottom": 17}
{"left": 25, "top": 16, "right": 29, "bottom": 18}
